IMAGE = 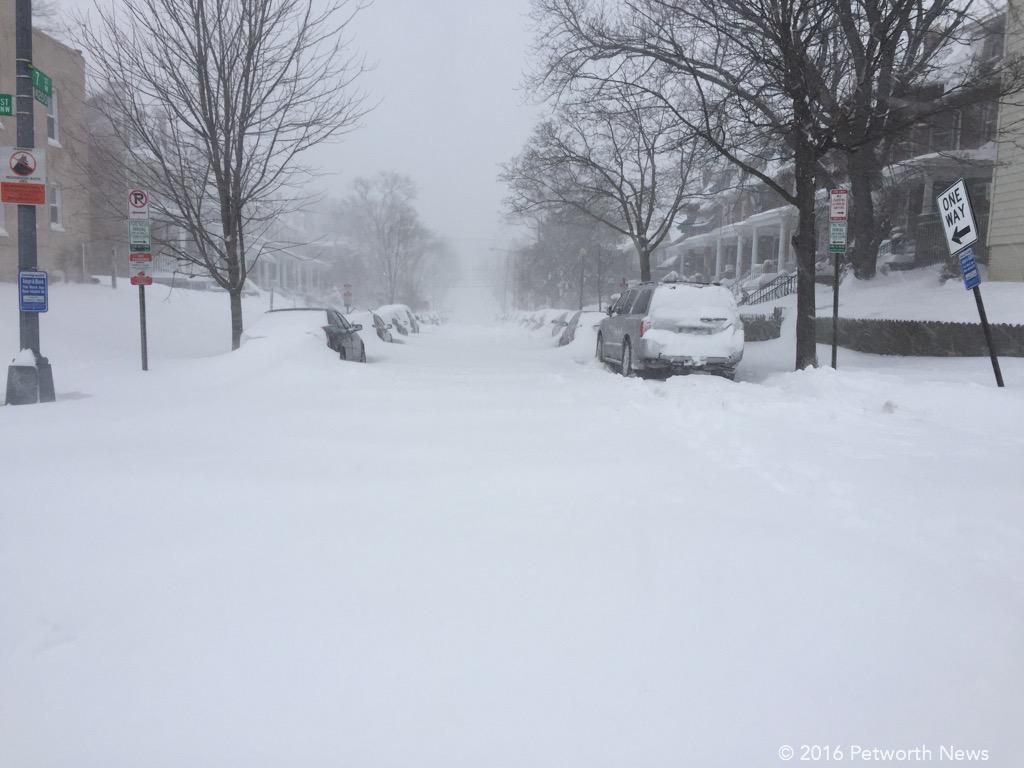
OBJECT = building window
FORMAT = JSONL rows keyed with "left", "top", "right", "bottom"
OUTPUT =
{"left": 47, "top": 88, "right": 59, "bottom": 143}
{"left": 48, "top": 185, "right": 63, "bottom": 229}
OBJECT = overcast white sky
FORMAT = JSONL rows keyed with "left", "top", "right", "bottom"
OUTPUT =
{"left": 58, "top": 0, "right": 539, "bottom": 271}
{"left": 308, "top": 0, "right": 539, "bottom": 265}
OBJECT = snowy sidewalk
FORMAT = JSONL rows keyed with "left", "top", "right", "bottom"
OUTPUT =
{"left": 3, "top": 315, "right": 1023, "bottom": 767}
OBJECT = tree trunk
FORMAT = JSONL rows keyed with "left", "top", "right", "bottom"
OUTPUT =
{"left": 230, "top": 287, "right": 244, "bottom": 351}
{"left": 792, "top": 139, "right": 819, "bottom": 371}
{"left": 848, "top": 143, "right": 882, "bottom": 279}
{"left": 638, "top": 241, "right": 651, "bottom": 282}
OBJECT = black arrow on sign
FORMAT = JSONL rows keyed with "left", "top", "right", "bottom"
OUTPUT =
{"left": 952, "top": 225, "right": 972, "bottom": 245}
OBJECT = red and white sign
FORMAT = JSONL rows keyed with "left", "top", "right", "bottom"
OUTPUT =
{"left": 1, "top": 146, "right": 47, "bottom": 205}
{"left": 1, "top": 182, "right": 45, "bottom": 205}
{"left": 129, "top": 251, "right": 153, "bottom": 286}
{"left": 829, "top": 188, "right": 848, "bottom": 221}
{"left": 127, "top": 188, "right": 150, "bottom": 219}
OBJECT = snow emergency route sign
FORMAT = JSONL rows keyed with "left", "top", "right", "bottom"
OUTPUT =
{"left": 935, "top": 178, "right": 979, "bottom": 256}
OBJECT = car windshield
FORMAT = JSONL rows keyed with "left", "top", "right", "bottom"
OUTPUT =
{"left": 4, "top": 4, "right": 1021, "bottom": 767}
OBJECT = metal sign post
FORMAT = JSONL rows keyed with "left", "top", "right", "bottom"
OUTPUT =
{"left": 935, "top": 179, "right": 1003, "bottom": 387}
{"left": 5, "top": 0, "right": 56, "bottom": 405}
{"left": 127, "top": 188, "right": 153, "bottom": 371}
{"left": 828, "top": 189, "right": 848, "bottom": 369}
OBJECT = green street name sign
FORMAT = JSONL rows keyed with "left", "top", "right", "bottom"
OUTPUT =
{"left": 0, "top": 94, "right": 12, "bottom": 117}
{"left": 32, "top": 67, "right": 52, "bottom": 107}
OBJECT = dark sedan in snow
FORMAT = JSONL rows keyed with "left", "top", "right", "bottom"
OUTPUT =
{"left": 256, "top": 308, "right": 367, "bottom": 362}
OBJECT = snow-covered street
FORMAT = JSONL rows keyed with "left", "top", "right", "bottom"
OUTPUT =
{"left": 2, "top": 286, "right": 1023, "bottom": 767}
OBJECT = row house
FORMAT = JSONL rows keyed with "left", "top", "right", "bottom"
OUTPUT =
{"left": 656, "top": 12, "right": 1008, "bottom": 285}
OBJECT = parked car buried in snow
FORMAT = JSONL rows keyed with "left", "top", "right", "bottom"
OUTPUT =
{"left": 596, "top": 279, "right": 744, "bottom": 379}
{"left": 248, "top": 308, "right": 367, "bottom": 363}
{"left": 558, "top": 310, "right": 605, "bottom": 347}
{"left": 347, "top": 309, "right": 394, "bottom": 343}
{"left": 377, "top": 304, "right": 419, "bottom": 335}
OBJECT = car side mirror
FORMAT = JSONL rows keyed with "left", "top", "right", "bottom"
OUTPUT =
{"left": 606, "top": 306, "right": 615, "bottom": 316}
{"left": 385, "top": 323, "right": 393, "bottom": 330}
{"left": 352, "top": 324, "right": 363, "bottom": 332}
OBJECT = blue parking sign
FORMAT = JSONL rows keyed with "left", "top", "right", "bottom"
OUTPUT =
{"left": 958, "top": 247, "right": 981, "bottom": 291}
{"left": 18, "top": 270, "right": 48, "bottom": 312}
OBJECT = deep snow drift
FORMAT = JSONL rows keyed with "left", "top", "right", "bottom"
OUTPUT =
{"left": 2, "top": 284, "right": 1023, "bottom": 767}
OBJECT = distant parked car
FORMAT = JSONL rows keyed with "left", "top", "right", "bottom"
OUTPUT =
{"left": 347, "top": 310, "right": 394, "bottom": 343}
{"left": 596, "top": 277, "right": 744, "bottom": 379}
{"left": 549, "top": 310, "right": 571, "bottom": 337}
{"left": 378, "top": 303, "right": 419, "bottom": 334}
{"left": 249, "top": 308, "right": 366, "bottom": 362}
{"left": 376, "top": 305, "right": 411, "bottom": 335}
{"left": 558, "top": 310, "right": 605, "bottom": 347}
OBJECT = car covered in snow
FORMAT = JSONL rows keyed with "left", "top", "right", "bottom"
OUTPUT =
{"left": 346, "top": 309, "right": 394, "bottom": 343}
{"left": 557, "top": 310, "right": 605, "bottom": 347}
{"left": 248, "top": 308, "right": 367, "bottom": 363}
{"left": 596, "top": 278, "right": 743, "bottom": 379}
{"left": 377, "top": 304, "right": 420, "bottom": 335}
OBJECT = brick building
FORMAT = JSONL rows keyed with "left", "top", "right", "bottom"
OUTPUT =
{"left": 0, "top": 18, "right": 90, "bottom": 282}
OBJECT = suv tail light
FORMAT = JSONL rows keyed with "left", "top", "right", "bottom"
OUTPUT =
{"left": 641, "top": 318, "right": 652, "bottom": 337}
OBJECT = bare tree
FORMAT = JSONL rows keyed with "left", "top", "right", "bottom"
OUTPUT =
{"left": 532, "top": 0, "right": 843, "bottom": 369}
{"left": 831, "top": 1, "right": 1024, "bottom": 277}
{"left": 76, "top": 0, "right": 370, "bottom": 349}
{"left": 343, "top": 172, "right": 431, "bottom": 305}
{"left": 503, "top": 82, "right": 702, "bottom": 282}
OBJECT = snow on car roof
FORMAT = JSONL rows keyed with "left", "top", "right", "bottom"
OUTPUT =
{"left": 651, "top": 283, "right": 736, "bottom": 310}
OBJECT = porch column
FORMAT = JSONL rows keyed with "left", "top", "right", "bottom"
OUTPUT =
{"left": 752, "top": 227, "right": 761, "bottom": 267}
{"left": 736, "top": 235, "right": 745, "bottom": 280}
{"left": 921, "top": 176, "right": 932, "bottom": 212}
{"left": 778, "top": 220, "right": 789, "bottom": 269}
{"left": 715, "top": 237, "right": 723, "bottom": 279}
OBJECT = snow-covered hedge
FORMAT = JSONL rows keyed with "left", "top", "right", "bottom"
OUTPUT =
{"left": 739, "top": 307, "right": 784, "bottom": 341}
{"left": 815, "top": 317, "right": 1024, "bottom": 357}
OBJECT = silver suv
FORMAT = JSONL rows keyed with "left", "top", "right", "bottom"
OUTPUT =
{"left": 596, "top": 279, "right": 744, "bottom": 379}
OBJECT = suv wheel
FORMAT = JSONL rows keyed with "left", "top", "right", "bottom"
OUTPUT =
{"left": 621, "top": 338, "right": 634, "bottom": 377}
{"left": 595, "top": 332, "right": 605, "bottom": 362}
{"left": 339, "top": 346, "right": 347, "bottom": 361}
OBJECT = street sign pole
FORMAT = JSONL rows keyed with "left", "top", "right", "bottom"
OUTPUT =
{"left": 139, "top": 282, "right": 149, "bottom": 371}
{"left": 972, "top": 284, "right": 1003, "bottom": 387}
{"left": 935, "top": 179, "right": 1004, "bottom": 388}
{"left": 127, "top": 189, "right": 153, "bottom": 371}
{"left": 828, "top": 190, "right": 848, "bottom": 370}
{"left": 7, "top": 0, "right": 55, "bottom": 404}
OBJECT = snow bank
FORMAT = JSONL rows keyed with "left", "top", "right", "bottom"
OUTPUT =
{"left": 753, "top": 265, "right": 1024, "bottom": 325}
{"left": 2, "top": 287, "right": 1023, "bottom": 767}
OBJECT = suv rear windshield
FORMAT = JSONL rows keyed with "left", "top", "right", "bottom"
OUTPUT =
{"left": 650, "top": 284, "right": 736, "bottom": 316}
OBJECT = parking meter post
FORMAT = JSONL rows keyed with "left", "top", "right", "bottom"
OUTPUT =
{"left": 972, "top": 285, "right": 1003, "bottom": 387}
{"left": 139, "top": 284, "right": 149, "bottom": 372}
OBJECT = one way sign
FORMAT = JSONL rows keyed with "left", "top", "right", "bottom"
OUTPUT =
{"left": 935, "top": 178, "right": 979, "bottom": 256}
